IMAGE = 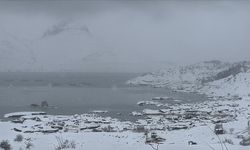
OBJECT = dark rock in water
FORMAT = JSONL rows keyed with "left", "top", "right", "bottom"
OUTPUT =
{"left": 41, "top": 101, "right": 49, "bottom": 107}
{"left": 30, "top": 104, "right": 40, "bottom": 107}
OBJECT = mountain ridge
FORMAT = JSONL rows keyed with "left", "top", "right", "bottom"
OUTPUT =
{"left": 127, "top": 60, "right": 250, "bottom": 97}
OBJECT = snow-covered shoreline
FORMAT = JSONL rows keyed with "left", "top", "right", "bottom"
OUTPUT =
{"left": 1, "top": 96, "right": 250, "bottom": 149}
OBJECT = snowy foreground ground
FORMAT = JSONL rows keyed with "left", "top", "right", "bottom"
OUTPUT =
{"left": 0, "top": 97, "right": 250, "bottom": 150}
{"left": 0, "top": 124, "right": 249, "bottom": 150}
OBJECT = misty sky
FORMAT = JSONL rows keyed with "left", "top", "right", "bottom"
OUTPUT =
{"left": 0, "top": 0, "right": 250, "bottom": 72}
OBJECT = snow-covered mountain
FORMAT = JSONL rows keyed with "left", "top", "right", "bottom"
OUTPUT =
{"left": 127, "top": 60, "right": 230, "bottom": 87}
{"left": 127, "top": 61, "right": 250, "bottom": 96}
{"left": 0, "top": 20, "right": 117, "bottom": 72}
{"left": 0, "top": 29, "right": 36, "bottom": 71}
{"left": 200, "top": 66, "right": 250, "bottom": 97}
{"left": 41, "top": 20, "right": 91, "bottom": 39}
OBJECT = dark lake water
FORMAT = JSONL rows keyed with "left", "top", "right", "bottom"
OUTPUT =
{"left": 0, "top": 72, "right": 209, "bottom": 121}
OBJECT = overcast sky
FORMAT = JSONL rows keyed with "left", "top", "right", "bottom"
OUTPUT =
{"left": 0, "top": 0, "right": 250, "bottom": 72}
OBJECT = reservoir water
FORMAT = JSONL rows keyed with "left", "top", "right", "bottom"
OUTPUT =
{"left": 0, "top": 72, "right": 209, "bottom": 121}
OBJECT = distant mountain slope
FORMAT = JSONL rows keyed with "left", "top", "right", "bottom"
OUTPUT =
{"left": 41, "top": 20, "right": 91, "bottom": 39}
{"left": 127, "top": 61, "right": 250, "bottom": 96}
{"left": 201, "top": 61, "right": 250, "bottom": 83}
{"left": 0, "top": 29, "right": 36, "bottom": 71}
{"left": 127, "top": 60, "right": 232, "bottom": 88}
{"left": 0, "top": 20, "right": 113, "bottom": 72}
{"left": 200, "top": 67, "right": 250, "bottom": 97}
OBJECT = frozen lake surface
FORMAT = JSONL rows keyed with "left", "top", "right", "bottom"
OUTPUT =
{"left": 0, "top": 72, "right": 209, "bottom": 120}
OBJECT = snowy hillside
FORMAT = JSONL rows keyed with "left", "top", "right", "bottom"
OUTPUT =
{"left": 127, "top": 61, "right": 250, "bottom": 95}
{"left": 201, "top": 69, "right": 250, "bottom": 97}
{"left": 127, "top": 60, "right": 231, "bottom": 89}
